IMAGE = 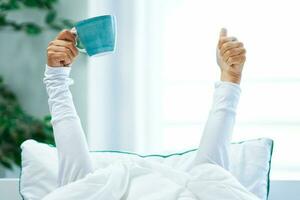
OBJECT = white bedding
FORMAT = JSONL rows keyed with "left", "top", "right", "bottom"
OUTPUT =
{"left": 43, "top": 159, "right": 259, "bottom": 200}
{"left": 33, "top": 65, "right": 264, "bottom": 200}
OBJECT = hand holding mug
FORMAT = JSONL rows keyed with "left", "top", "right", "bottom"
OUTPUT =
{"left": 47, "top": 15, "right": 116, "bottom": 67}
{"left": 217, "top": 28, "right": 246, "bottom": 84}
{"left": 47, "top": 30, "right": 78, "bottom": 67}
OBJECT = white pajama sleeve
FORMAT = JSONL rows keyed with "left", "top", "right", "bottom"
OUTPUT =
{"left": 43, "top": 65, "right": 93, "bottom": 187}
{"left": 194, "top": 81, "right": 241, "bottom": 170}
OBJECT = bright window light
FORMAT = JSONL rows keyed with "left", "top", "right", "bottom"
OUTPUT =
{"left": 159, "top": 0, "right": 300, "bottom": 180}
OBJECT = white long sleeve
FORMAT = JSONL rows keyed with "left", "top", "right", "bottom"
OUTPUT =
{"left": 194, "top": 81, "right": 241, "bottom": 170}
{"left": 43, "top": 65, "right": 93, "bottom": 187}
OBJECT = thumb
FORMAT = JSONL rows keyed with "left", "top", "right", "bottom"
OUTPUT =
{"left": 219, "top": 28, "right": 227, "bottom": 38}
{"left": 56, "top": 30, "right": 76, "bottom": 43}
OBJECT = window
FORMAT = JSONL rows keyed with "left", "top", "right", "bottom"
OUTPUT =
{"left": 158, "top": 0, "right": 300, "bottom": 179}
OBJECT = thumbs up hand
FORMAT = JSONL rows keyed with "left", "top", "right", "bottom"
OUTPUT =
{"left": 217, "top": 28, "right": 246, "bottom": 84}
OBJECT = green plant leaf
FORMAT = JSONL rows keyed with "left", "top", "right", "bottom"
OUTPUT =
{"left": 8, "top": 21, "right": 22, "bottom": 30}
{"left": 43, "top": 115, "right": 51, "bottom": 121}
{"left": 23, "top": 23, "right": 42, "bottom": 35}
{"left": 0, "top": 14, "right": 6, "bottom": 26}
{"left": 0, "top": 0, "right": 20, "bottom": 11}
{"left": 46, "top": 0, "right": 58, "bottom": 4}
{"left": 9, "top": 0, "right": 20, "bottom": 9}
{"left": 23, "top": 0, "right": 39, "bottom": 7}
{"left": 0, "top": 158, "right": 12, "bottom": 169}
{"left": 45, "top": 9, "right": 56, "bottom": 24}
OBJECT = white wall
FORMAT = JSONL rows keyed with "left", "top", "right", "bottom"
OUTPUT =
{"left": 0, "top": 0, "right": 88, "bottom": 177}
{"left": 269, "top": 180, "right": 300, "bottom": 200}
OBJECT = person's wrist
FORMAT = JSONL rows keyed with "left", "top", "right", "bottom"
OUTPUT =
{"left": 47, "top": 60, "right": 70, "bottom": 68}
{"left": 220, "top": 70, "right": 241, "bottom": 84}
{"left": 47, "top": 60, "right": 60, "bottom": 67}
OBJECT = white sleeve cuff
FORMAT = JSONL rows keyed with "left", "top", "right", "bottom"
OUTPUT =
{"left": 215, "top": 81, "right": 241, "bottom": 91}
{"left": 44, "top": 65, "right": 74, "bottom": 86}
{"left": 213, "top": 81, "right": 241, "bottom": 111}
{"left": 45, "top": 65, "right": 72, "bottom": 77}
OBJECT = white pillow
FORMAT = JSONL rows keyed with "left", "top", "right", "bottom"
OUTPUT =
{"left": 20, "top": 138, "right": 273, "bottom": 200}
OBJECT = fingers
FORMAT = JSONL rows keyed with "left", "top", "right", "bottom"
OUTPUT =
{"left": 218, "top": 37, "right": 237, "bottom": 49}
{"left": 219, "top": 28, "right": 227, "bottom": 38}
{"left": 56, "top": 29, "right": 76, "bottom": 43}
{"left": 222, "top": 47, "right": 246, "bottom": 62}
{"left": 227, "top": 54, "right": 246, "bottom": 66}
{"left": 48, "top": 51, "right": 72, "bottom": 66}
{"left": 220, "top": 41, "right": 244, "bottom": 56}
{"left": 220, "top": 40, "right": 246, "bottom": 67}
{"left": 47, "top": 45, "right": 74, "bottom": 61}
{"left": 49, "top": 40, "right": 78, "bottom": 57}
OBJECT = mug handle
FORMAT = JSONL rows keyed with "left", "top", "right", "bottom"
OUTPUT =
{"left": 70, "top": 27, "right": 87, "bottom": 53}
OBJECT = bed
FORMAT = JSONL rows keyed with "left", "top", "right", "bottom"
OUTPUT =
{"left": 1, "top": 179, "right": 299, "bottom": 200}
{"left": 1, "top": 138, "right": 275, "bottom": 200}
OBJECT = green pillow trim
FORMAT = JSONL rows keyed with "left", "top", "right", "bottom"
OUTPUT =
{"left": 19, "top": 164, "right": 25, "bottom": 200}
{"left": 90, "top": 148, "right": 198, "bottom": 158}
{"left": 266, "top": 140, "right": 274, "bottom": 200}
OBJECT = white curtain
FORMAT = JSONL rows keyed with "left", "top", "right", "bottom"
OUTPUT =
{"left": 87, "top": 0, "right": 164, "bottom": 154}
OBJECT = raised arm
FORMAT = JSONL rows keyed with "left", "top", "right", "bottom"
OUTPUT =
{"left": 44, "top": 30, "right": 93, "bottom": 186}
{"left": 194, "top": 28, "right": 246, "bottom": 170}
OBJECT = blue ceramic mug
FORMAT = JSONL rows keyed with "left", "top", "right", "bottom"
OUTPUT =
{"left": 73, "top": 15, "right": 117, "bottom": 57}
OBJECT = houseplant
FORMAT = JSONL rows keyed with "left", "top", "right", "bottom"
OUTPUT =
{"left": 0, "top": 0, "right": 74, "bottom": 171}
{"left": 0, "top": 76, "right": 55, "bottom": 169}
{"left": 0, "top": 0, "right": 74, "bottom": 35}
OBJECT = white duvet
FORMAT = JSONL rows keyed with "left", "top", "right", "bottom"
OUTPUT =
{"left": 43, "top": 159, "right": 259, "bottom": 200}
